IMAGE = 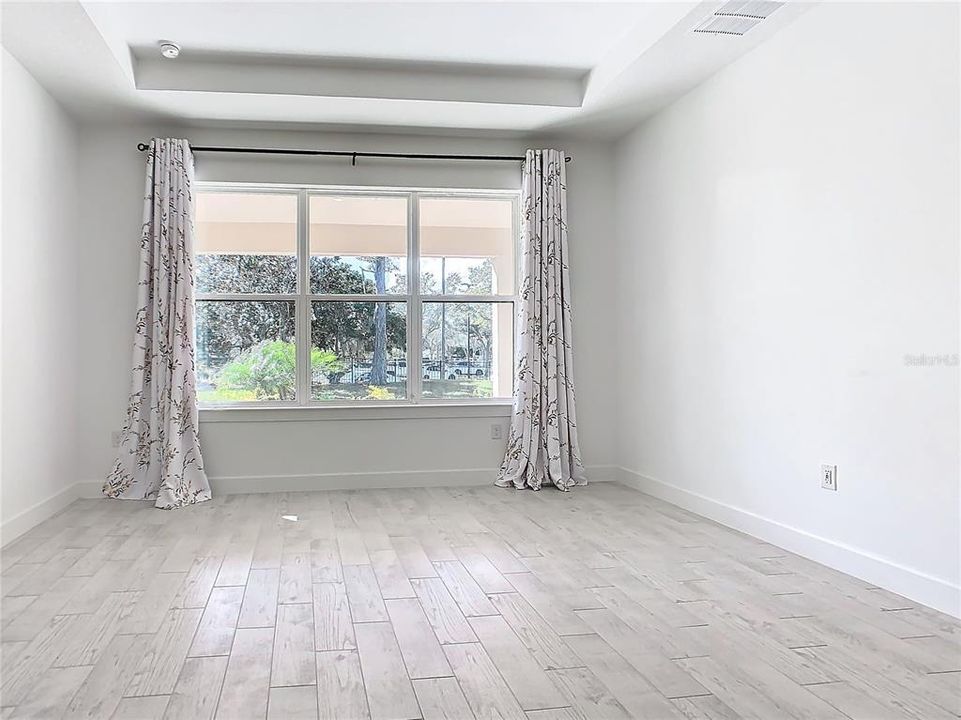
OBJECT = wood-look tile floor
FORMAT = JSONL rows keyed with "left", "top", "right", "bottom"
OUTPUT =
{"left": 1, "top": 483, "right": 959, "bottom": 719}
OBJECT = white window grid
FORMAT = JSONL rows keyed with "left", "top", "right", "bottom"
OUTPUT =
{"left": 194, "top": 182, "right": 521, "bottom": 408}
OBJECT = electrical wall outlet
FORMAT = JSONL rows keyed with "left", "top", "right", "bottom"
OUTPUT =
{"left": 490, "top": 423, "right": 503, "bottom": 440}
{"left": 821, "top": 464, "right": 837, "bottom": 491}
{"left": 111, "top": 431, "right": 122, "bottom": 448}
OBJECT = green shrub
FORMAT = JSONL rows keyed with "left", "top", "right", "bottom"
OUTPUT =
{"left": 214, "top": 341, "right": 346, "bottom": 401}
{"left": 216, "top": 340, "right": 296, "bottom": 400}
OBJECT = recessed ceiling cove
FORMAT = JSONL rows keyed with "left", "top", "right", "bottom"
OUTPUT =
{"left": 0, "top": 0, "right": 813, "bottom": 137}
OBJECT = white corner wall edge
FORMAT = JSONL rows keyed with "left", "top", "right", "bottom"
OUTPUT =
{"left": 2, "top": 463, "right": 617, "bottom": 547}
{"left": 0, "top": 484, "right": 81, "bottom": 547}
{"left": 616, "top": 467, "right": 961, "bottom": 619}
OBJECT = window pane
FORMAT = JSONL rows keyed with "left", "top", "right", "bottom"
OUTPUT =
{"left": 419, "top": 197, "right": 514, "bottom": 295}
{"left": 196, "top": 192, "right": 298, "bottom": 294}
{"left": 421, "top": 302, "right": 513, "bottom": 399}
{"left": 311, "top": 301, "right": 407, "bottom": 401}
{"left": 309, "top": 195, "right": 408, "bottom": 294}
{"left": 196, "top": 300, "right": 297, "bottom": 404}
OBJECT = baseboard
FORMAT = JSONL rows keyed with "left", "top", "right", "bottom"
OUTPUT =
{"left": 76, "top": 472, "right": 495, "bottom": 497}
{"left": 74, "top": 463, "right": 616, "bottom": 499}
{"left": 76, "top": 480, "right": 104, "bottom": 499}
{"left": 616, "top": 467, "right": 960, "bottom": 618}
{"left": 212, "top": 468, "right": 499, "bottom": 494}
{"left": 587, "top": 465, "right": 618, "bottom": 482}
{"left": 208, "top": 463, "right": 616, "bottom": 494}
{"left": 1, "top": 484, "right": 80, "bottom": 547}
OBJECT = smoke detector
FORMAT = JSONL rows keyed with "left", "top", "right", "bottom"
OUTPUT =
{"left": 694, "top": 1, "right": 783, "bottom": 36}
{"left": 159, "top": 42, "right": 181, "bottom": 59}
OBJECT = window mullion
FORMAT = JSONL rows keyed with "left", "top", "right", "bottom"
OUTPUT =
{"left": 308, "top": 294, "right": 400, "bottom": 302}
{"left": 296, "top": 188, "right": 310, "bottom": 407}
{"left": 421, "top": 295, "right": 515, "bottom": 304}
{"left": 409, "top": 193, "right": 422, "bottom": 403}
{"left": 195, "top": 293, "right": 299, "bottom": 302}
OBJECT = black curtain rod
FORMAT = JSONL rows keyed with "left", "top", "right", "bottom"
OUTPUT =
{"left": 135, "top": 142, "right": 571, "bottom": 164}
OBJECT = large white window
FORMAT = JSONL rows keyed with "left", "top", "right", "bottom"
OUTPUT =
{"left": 194, "top": 186, "right": 518, "bottom": 406}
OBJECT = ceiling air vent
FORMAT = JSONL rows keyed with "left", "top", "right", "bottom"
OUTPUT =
{"left": 694, "top": 0, "right": 784, "bottom": 36}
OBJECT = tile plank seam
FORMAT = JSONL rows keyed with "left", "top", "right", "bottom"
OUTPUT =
{"left": 1, "top": 485, "right": 958, "bottom": 720}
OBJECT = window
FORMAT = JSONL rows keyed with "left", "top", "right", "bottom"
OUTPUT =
{"left": 195, "top": 187, "right": 518, "bottom": 406}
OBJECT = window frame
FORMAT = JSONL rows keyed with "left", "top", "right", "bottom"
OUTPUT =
{"left": 194, "top": 182, "right": 521, "bottom": 410}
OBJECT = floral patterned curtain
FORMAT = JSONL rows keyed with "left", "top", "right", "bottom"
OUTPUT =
{"left": 496, "top": 149, "right": 587, "bottom": 491}
{"left": 103, "top": 138, "right": 212, "bottom": 509}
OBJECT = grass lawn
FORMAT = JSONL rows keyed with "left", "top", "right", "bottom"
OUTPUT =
{"left": 199, "top": 378, "right": 497, "bottom": 403}
{"left": 422, "top": 378, "right": 494, "bottom": 399}
{"left": 197, "top": 388, "right": 259, "bottom": 403}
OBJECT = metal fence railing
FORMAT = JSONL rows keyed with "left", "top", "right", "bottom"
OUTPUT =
{"left": 335, "top": 358, "right": 492, "bottom": 383}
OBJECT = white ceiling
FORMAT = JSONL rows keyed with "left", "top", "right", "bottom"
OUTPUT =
{"left": 85, "top": 2, "right": 650, "bottom": 69}
{"left": 1, "top": 1, "right": 812, "bottom": 138}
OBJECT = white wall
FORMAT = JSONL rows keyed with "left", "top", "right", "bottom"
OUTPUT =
{"left": 75, "top": 124, "right": 617, "bottom": 494}
{"left": 615, "top": 2, "right": 960, "bottom": 615}
{"left": 1, "top": 49, "right": 81, "bottom": 542}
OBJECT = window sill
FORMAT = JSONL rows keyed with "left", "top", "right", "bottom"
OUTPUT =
{"left": 199, "top": 402, "right": 514, "bottom": 423}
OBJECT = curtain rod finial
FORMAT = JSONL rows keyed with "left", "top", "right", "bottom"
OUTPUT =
{"left": 137, "top": 142, "right": 149, "bottom": 151}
